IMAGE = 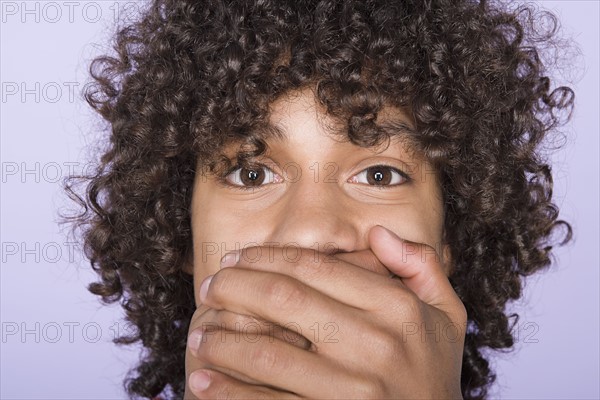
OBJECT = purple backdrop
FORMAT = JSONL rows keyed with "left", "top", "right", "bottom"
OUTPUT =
{"left": 1, "top": 1, "right": 598, "bottom": 398}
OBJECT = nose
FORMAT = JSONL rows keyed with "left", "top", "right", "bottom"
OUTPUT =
{"left": 266, "top": 180, "right": 362, "bottom": 255}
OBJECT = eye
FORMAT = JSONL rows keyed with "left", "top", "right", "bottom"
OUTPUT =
{"left": 224, "top": 164, "right": 281, "bottom": 188}
{"left": 350, "top": 165, "right": 408, "bottom": 187}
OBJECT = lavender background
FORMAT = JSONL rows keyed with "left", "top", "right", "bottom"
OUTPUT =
{"left": 1, "top": 1, "right": 598, "bottom": 398}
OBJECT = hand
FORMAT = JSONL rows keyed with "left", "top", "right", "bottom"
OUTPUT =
{"left": 183, "top": 246, "right": 392, "bottom": 398}
{"left": 184, "top": 225, "right": 467, "bottom": 399}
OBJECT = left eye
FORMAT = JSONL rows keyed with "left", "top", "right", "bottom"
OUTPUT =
{"left": 351, "top": 165, "right": 407, "bottom": 186}
{"left": 225, "top": 165, "right": 279, "bottom": 187}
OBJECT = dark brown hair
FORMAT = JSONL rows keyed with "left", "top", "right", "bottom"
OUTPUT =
{"left": 65, "top": 0, "right": 574, "bottom": 398}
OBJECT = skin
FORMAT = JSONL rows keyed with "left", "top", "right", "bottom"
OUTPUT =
{"left": 184, "top": 88, "right": 467, "bottom": 399}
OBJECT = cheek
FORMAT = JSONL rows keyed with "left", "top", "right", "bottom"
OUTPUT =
{"left": 190, "top": 194, "right": 276, "bottom": 304}
{"left": 191, "top": 211, "right": 234, "bottom": 280}
{"left": 191, "top": 188, "right": 228, "bottom": 303}
{"left": 193, "top": 202, "right": 274, "bottom": 265}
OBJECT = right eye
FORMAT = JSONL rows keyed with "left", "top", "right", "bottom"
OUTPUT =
{"left": 349, "top": 165, "right": 409, "bottom": 187}
{"left": 224, "top": 164, "right": 282, "bottom": 188}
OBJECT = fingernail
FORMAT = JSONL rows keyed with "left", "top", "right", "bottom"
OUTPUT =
{"left": 200, "top": 275, "right": 213, "bottom": 303}
{"left": 190, "top": 369, "right": 211, "bottom": 392}
{"left": 187, "top": 329, "right": 203, "bottom": 357}
{"left": 220, "top": 251, "right": 240, "bottom": 268}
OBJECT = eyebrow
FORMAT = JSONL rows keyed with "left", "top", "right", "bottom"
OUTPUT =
{"left": 381, "top": 120, "right": 418, "bottom": 138}
{"left": 261, "top": 117, "right": 419, "bottom": 146}
{"left": 203, "top": 115, "right": 421, "bottom": 175}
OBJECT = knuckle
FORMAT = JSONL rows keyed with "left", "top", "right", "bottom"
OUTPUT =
{"left": 366, "top": 326, "right": 400, "bottom": 358}
{"left": 351, "top": 375, "right": 386, "bottom": 398}
{"left": 263, "top": 277, "right": 307, "bottom": 312}
{"left": 396, "top": 290, "right": 424, "bottom": 321}
{"left": 250, "top": 344, "right": 288, "bottom": 373}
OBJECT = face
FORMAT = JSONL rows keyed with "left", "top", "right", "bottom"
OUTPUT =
{"left": 189, "top": 88, "right": 447, "bottom": 305}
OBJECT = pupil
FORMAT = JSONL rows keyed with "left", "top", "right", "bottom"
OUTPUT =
{"left": 367, "top": 167, "right": 391, "bottom": 185}
{"left": 240, "top": 167, "right": 264, "bottom": 186}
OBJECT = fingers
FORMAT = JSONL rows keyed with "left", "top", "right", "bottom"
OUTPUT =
{"left": 191, "top": 308, "right": 312, "bottom": 351}
{"left": 214, "top": 245, "right": 402, "bottom": 311}
{"left": 185, "top": 306, "right": 312, "bottom": 390}
{"left": 188, "top": 329, "right": 357, "bottom": 398}
{"left": 186, "top": 305, "right": 263, "bottom": 388}
{"left": 200, "top": 268, "right": 361, "bottom": 342}
{"left": 187, "top": 368, "right": 300, "bottom": 400}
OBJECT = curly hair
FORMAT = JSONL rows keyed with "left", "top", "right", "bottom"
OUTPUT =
{"left": 64, "top": 0, "right": 574, "bottom": 398}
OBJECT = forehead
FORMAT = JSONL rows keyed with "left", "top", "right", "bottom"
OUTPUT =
{"left": 205, "top": 86, "right": 427, "bottom": 170}
{"left": 266, "top": 88, "right": 419, "bottom": 154}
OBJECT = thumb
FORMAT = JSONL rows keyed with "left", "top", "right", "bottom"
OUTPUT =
{"left": 368, "top": 225, "right": 456, "bottom": 311}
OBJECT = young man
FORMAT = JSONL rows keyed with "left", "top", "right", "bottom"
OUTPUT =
{"left": 68, "top": 0, "right": 574, "bottom": 398}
